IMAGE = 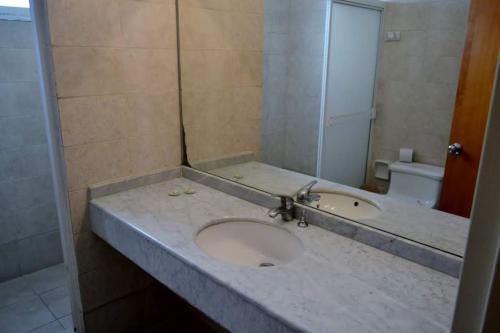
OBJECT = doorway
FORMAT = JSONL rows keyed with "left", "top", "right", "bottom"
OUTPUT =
{"left": 317, "top": 1, "right": 382, "bottom": 188}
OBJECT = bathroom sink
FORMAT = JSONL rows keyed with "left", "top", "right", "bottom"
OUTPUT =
{"left": 307, "top": 191, "right": 381, "bottom": 220}
{"left": 195, "top": 218, "right": 303, "bottom": 267}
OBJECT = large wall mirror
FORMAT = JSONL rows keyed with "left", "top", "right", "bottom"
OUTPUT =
{"left": 178, "top": 0, "right": 476, "bottom": 257}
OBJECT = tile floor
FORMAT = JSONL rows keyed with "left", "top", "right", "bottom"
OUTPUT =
{"left": 0, "top": 264, "right": 73, "bottom": 333}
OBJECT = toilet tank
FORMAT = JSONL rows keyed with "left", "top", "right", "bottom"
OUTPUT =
{"left": 388, "top": 162, "right": 445, "bottom": 208}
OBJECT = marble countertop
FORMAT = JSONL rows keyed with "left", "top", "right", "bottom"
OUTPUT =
{"left": 208, "top": 162, "right": 470, "bottom": 256}
{"left": 91, "top": 177, "right": 458, "bottom": 333}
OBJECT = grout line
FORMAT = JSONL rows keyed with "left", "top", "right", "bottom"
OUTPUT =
{"left": 0, "top": 229, "right": 61, "bottom": 253}
{"left": 38, "top": 291, "right": 58, "bottom": 320}
{"left": 26, "top": 319, "right": 64, "bottom": 333}
{"left": 32, "top": 282, "right": 67, "bottom": 297}
{"left": 0, "top": 294, "right": 39, "bottom": 312}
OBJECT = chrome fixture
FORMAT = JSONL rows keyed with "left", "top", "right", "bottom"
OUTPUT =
{"left": 297, "top": 180, "right": 321, "bottom": 204}
{"left": 297, "top": 210, "right": 308, "bottom": 228}
{"left": 268, "top": 194, "right": 294, "bottom": 222}
{"left": 448, "top": 142, "right": 463, "bottom": 156}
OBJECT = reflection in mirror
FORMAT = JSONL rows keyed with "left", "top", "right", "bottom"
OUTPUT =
{"left": 178, "top": 0, "right": 476, "bottom": 256}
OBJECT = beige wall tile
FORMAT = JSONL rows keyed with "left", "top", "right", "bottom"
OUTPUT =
{"left": 181, "top": 50, "right": 232, "bottom": 90}
{"left": 59, "top": 95, "right": 133, "bottom": 146}
{"left": 128, "top": 132, "right": 180, "bottom": 174}
{"left": 179, "top": 7, "right": 228, "bottom": 50}
{"left": 68, "top": 189, "right": 89, "bottom": 234}
{"left": 178, "top": 1, "right": 264, "bottom": 163}
{"left": 232, "top": 0, "right": 264, "bottom": 13}
{"left": 181, "top": 89, "right": 229, "bottom": 128}
{"left": 53, "top": 47, "right": 126, "bottom": 97}
{"left": 127, "top": 93, "right": 180, "bottom": 137}
{"left": 64, "top": 140, "right": 132, "bottom": 191}
{"left": 229, "top": 50, "right": 263, "bottom": 87}
{"left": 119, "top": 0, "right": 177, "bottom": 48}
{"left": 231, "top": 87, "right": 263, "bottom": 121}
{"left": 53, "top": 47, "right": 178, "bottom": 97}
{"left": 47, "top": 0, "right": 122, "bottom": 47}
{"left": 180, "top": 0, "right": 232, "bottom": 11}
{"left": 48, "top": 0, "right": 182, "bottom": 329}
{"left": 47, "top": 0, "right": 177, "bottom": 48}
{"left": 123, "top": 49, "right": 179, "bottom": 93}
{"left": 226, "top": 12, "right": 264, "bottom": 51}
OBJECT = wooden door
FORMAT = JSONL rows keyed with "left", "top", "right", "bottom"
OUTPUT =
{"left": 439, "top": 0, "right": 500, "bottom": 218}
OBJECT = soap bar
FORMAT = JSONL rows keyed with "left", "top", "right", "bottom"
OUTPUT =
{"left": 168, "top": 190, "right": 181, "bottom": 197}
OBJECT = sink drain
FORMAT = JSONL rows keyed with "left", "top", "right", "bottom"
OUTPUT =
{"left": 259, "top": 262, "right": 275, "bottom": 267}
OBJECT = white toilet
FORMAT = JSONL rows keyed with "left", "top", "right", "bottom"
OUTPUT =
{"left": 387, "top": 162, "right": 445, "bottom": 208}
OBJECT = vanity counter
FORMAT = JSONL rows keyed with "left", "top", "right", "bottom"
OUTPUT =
{"left": 208, "top": 162, "right": 470, "bottom": 256}
{"left": 90, "top": 177, "right": 458, "bottom": 333}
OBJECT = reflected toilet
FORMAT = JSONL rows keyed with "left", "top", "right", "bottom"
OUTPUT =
{"left": 387, "top": 162, "right": 445, "bottom": 208}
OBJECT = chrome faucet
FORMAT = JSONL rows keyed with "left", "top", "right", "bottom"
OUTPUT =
{"left": 296, "top": 180, "right": 321, "bottom": 204}
{"left": 268, "top": 194, "right": 294, "bottom": 221}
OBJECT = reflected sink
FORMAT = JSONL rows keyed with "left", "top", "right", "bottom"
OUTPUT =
{"left": 195, "top": 218, "right": 303, "bottom": 267}
{"left": 308, "top": 191, "right": 381, "bottom": 220}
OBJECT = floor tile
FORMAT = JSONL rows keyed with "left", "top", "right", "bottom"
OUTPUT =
{"left": 28, "top": 320, "right": 72, "bottom": 333}
{"left": 40, "top": 286, "right": 71, "bottom": 319}
{"left": 0, "top": 297, "right": 55, "bottom": 333}
{"left": 57, "top": 314, "right": 74, "bottom": 330}
{"left": 0, "top": 275, "right": 37, "bottom": 308}
{"left": 24, "top": 263, "right": 67, "bottom": 294}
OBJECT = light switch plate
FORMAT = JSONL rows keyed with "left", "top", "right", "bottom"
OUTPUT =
{"left": 385, "top": 31, "right": 401, "bottom": 42}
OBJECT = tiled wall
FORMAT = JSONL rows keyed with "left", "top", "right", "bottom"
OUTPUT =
{"left": 369, "top": 0, "right": 470, "bottom": 186}
{"left": 262, "top": 0, "right": 326, "bottom": 176}
{"left": 180, "top": 0, "right": 264, "bottom": 163}
{"left": 45, "top": 0, "right": 181, "bottom": 330}
{"left": 0, "top": 20, "right": 62, "bottom": 282}
{"left": 261, "top": 0, "right": 289, "bottom": 168}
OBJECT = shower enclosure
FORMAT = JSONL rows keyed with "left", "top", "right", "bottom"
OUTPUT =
{"left": 0, "top": 1, "right": 63, "bottom": 283}
{"left": 0, "top": 1, "right": 74, "bottom": 332}
{"left": 262, "top": 0, "right": 382, "bottom": 186}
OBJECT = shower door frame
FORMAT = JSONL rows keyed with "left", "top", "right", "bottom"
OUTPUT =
{"left": 30, "top": 1, "right": 86, "bottom": 332}
{"left": 316, "top": 0, "right": 385, "bottom": 184}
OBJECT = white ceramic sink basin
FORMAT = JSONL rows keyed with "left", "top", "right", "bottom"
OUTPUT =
{"left": 308, "top": 191, "right": 381, "bottom": 220}
{"left": 195, "top": 218, "right": 303, "bottom": 267}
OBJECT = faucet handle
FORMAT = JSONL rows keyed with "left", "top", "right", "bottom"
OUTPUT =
{"left": 297, "top": 180, "right": 318, "bottom": 202}
{"left": 272, "top": 194, "right": 295, "bottom": 209}
{"left": 299, "top": 180, "right": 318, "bottom": 193}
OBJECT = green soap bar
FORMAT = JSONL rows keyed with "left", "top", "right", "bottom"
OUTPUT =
{"left": 184, "top": 189, "right": 196, "bottom": 195}
{"left": 168, "top": 191, "right": 181, "bottom": 197}
{"left": 233, "top": 174, "right": 244, "bottom": 180}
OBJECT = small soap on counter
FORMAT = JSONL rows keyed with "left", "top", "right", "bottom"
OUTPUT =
{"left": 168, "top": 190, "right": 182, "bottom": 197}
{"left": 184, "top": 189, "right": 196, "bottom": 195}
{"left": 233, "top": 174, "right": 244, "bottom": 180}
